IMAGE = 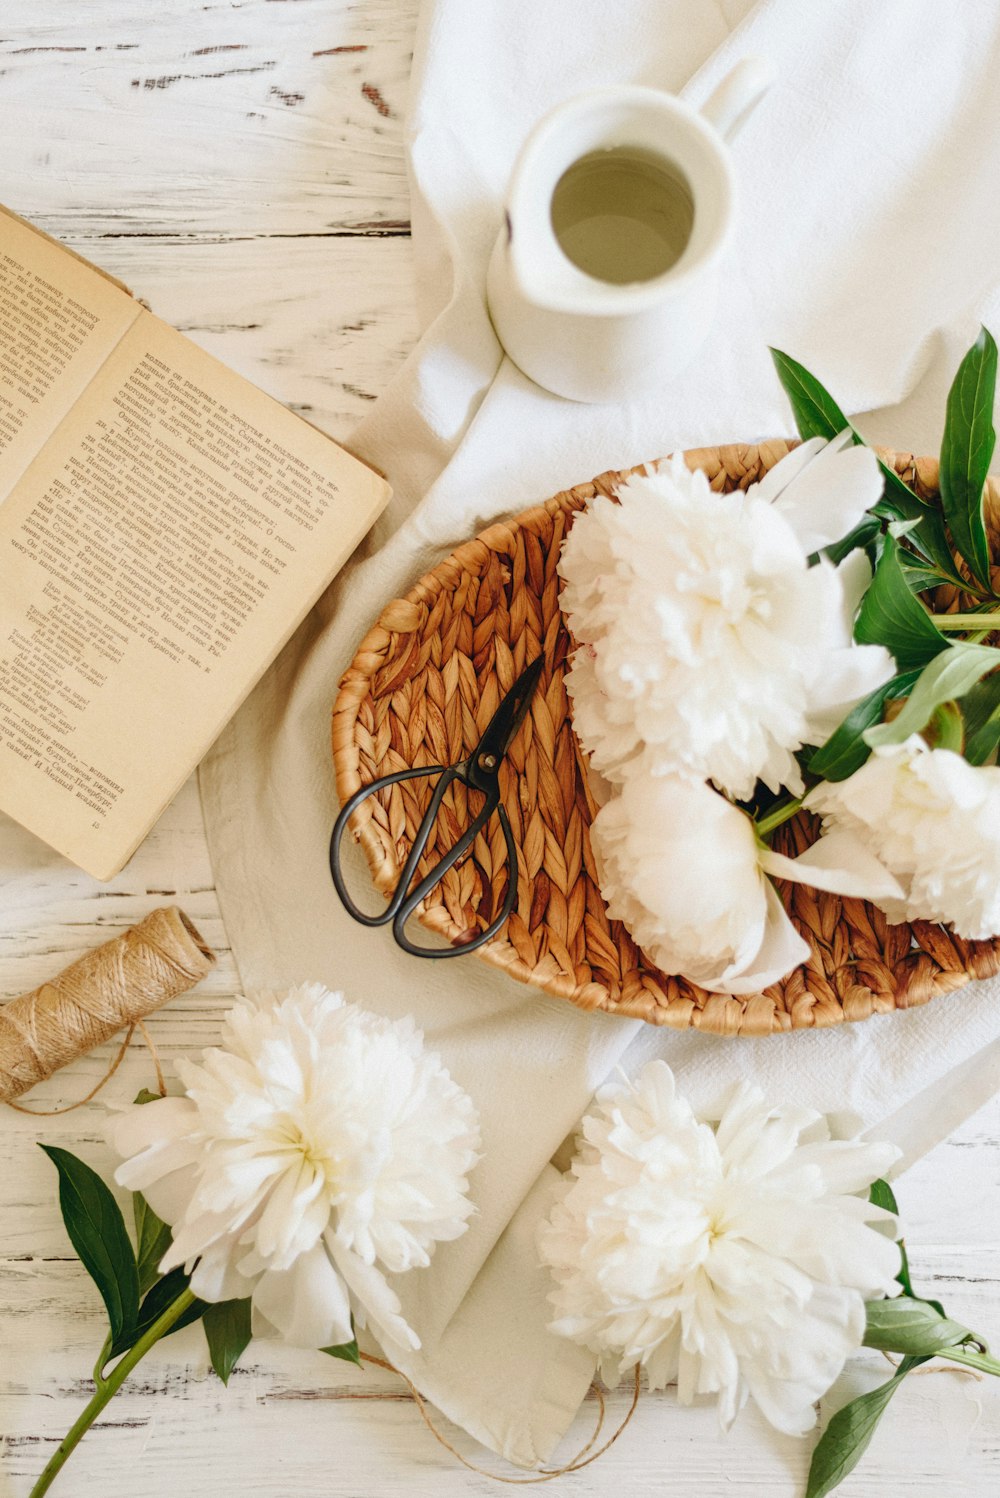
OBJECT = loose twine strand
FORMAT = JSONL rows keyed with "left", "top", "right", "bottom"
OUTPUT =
{"left": 360, "top": 1354, "right": 641, "bottom": 1482}
{"left": 882, "top": 1350, "right": 984, "bottom": 1383}
{"left": 0, "top": 907, "right": 213, "bottom": 1113}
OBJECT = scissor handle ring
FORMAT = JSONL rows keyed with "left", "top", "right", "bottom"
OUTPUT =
{"left": 392, "top": 804, "right": 520, "bottom": 958}
{"left": 329, "top": 765, "right": 442, "bottom": 926}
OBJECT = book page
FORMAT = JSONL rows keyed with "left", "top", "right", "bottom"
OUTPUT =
{"left": 0, "top": 312, "right": 389, "bottom": 878}
{"left": 0, "top": 208, "right": 140, "bottom": 502}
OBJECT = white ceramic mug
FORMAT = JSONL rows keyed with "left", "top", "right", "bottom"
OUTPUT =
{"left": 485, "top": 59, "right": 773, "bottom": 403}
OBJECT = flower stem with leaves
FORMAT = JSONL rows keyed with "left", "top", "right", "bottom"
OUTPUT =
{"left": 30, "top": 1285, "right": 197, "bottom": 1498}
{"left": 772, "top": 327, "right": 1000, "bottom": 782}
{"left": 805, "top": 1178, "right": 1000, "bottom": 1498}
{"left": 32, "top": 1138, "right": 357, "bottom": 1497}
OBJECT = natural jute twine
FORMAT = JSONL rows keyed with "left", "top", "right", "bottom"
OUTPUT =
{"left": 332, "top": 443, "right": 1000, "bottom": 1035}
{"left": 0, "top": 906, "right": 214, "bottom": 1108}
{"left": 361, "top": 1354, "right": 641, "bottom": 1482}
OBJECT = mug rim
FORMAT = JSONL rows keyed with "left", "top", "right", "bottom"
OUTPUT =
{"left": 505, "top": 83, "right": 737, "bottom": 317}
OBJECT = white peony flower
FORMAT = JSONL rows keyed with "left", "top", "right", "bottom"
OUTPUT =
{"left": 590, "top": 772, "right": 903, "bottom": 993}
{"left": 538, "top": 1060, "right": 902, "bottom": 1435}
{"left": 109, "top": 984, "right": 480, "bottom": 1354}
{"left": 559, "top": 439, "right": 891, "bottom": 799}
{"left": 806, "top": 735, "right": 1000, "bottom": 939}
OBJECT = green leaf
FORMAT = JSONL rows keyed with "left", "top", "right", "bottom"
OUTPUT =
{"left": 204, "top": 1298, "right": 254, "bottom": 1385}
{"left": 40, "top": 1145, "right": 140, "bottom": 1352}
{"left": 820, "top": 514, "right": 882, "bottom": 567}
{"left": 133, "top": 1192, "right": 173, "bottom": 1296}
{"left": 770, "top": 348, "right": 850, "bottom": 440}
{"left": 111, "top": 1267, "right": 207, "bottom": 1360}
{"left": 863, "top": 642, "right": 999, "bottom": 749}
{"left": 134, "top": 1088, "right": 163, "bottom": 1106}
{"left": 808, "top": 671, "right": 920, "bottom": 782}
{"left": 769, "top": 347, "right": 968, "bottom": 586}
{"left": 855, "top": 535, "right": 950, "bottom": 670}
{"left": 863, "top": 1296, "right": 971, "bottom": 1355}
{"left": 887, "top": 518, "right": 924, "bottom": 544}
{"left": 806, "top": 1358, "right": 925, "bottom": 1498}
{"left": 962, "top": 671, "right": 1000, "bottom": 764}
{"left": 939, "top": 327, "right": 997, "bottom": 590}
{"left": 876, "top": 464, "right": 927, "bottom": 519}
{"left": 935, "top": 1342, "right": 1000, "bottom": 1377}
{"left": 878, "top": 480, "right": 964, "bottom": 584}
{"left": 928, "top": 700, "right": 965, "bottom": 751}
{"left": 866, "top": 1180, "right": 946, "bottom": 1313}
{"left": 322, "top": 1339, "right": 362, "bottom": 1366}
{"left": 872, "top": 467, "right": 967, "bottom": 584}
{"left": 868, "top": 1178, "right": 899, "bottom": 1214}
{"left": 897, "top": 555, "right": 965, "bottom": 595}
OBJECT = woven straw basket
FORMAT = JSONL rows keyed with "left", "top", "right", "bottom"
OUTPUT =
{"left": 332, "top": 442, "right": 1000, "bottom": 1036}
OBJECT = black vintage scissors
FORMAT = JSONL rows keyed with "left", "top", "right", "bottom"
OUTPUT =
{"left": 329, "top": 654, "right": 544, "bottom": 958}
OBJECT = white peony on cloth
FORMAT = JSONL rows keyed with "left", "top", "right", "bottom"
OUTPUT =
{"left": 537, "top": 1061, "right": 903, "bottom": 1436}
{"left": 110, "top": 987, "right": 483, "bottom": 1359}
{"left": 200, "top": 0, "right": 1000, "bottom": 1466}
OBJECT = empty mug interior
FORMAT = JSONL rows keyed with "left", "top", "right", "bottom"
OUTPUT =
{"left": 550, "top": 146, "right": 695, "bottom": 284}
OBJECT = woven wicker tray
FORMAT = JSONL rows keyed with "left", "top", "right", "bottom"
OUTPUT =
{"left": 332, "top": 442, "right": 1000, "bottom": 1036}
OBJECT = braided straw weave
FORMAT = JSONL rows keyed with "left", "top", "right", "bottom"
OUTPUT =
{"left": 332, "top": 443, "right": 1000, "bottom": 1036}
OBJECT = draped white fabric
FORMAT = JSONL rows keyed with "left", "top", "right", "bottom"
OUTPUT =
{"left": 201, "top": 0, "right": 1000, "bottom": 1463}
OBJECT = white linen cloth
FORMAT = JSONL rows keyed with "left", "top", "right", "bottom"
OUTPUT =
{"left": 200, "top": 0, "right": 1000, "bottom": 1466}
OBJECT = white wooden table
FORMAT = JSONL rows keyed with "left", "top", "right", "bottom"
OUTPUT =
{"left": 1, "top": 4, "right": 999, "bottom": 1496}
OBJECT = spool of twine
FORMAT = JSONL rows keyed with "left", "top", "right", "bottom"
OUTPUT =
{"left": 0, "top": 906, "right": 214, "bottom": 1106}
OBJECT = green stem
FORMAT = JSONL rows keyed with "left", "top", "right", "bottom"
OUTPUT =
{"left": 92, "top": 1332, "right": 112, "bottom": 1387}
{"left": 939, "top": 1342, "right": 1000, "bottom": 1378}
{"left": 755, "top": 797, "right": 804, "bottom": 839}
{"left": 29, "top": 1287, "right": 197, "bottom": 1498}
{"left": 934, "top": 612, "right": 1000, "bottom": 631}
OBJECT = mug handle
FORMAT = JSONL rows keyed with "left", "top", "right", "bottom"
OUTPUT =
{"left": 700, "top": 56, "right": 774, "bottom": 142}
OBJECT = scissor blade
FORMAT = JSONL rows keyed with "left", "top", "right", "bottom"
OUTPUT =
{"left": 476, "top": 655, "right": 545, "bottom": 764}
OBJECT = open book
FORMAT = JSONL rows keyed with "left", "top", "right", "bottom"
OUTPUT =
{"left": 0, "top": 205, "right": 390, "bottom": 878}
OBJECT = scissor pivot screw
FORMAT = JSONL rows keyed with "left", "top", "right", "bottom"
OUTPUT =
{"left": 479, "top": 753, "right": 498, "bottom": 770}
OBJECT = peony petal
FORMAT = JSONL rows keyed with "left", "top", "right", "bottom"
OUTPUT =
{"left": 762, "top": 1138, "right": 901, "bottom": 1199}
{"left": 692, "top": 883, "right": 810, "bottom": 995}
{"left": 836, "top": 549, "right": 876, "bottom": 617}
{"left": 805, "top": 647, "right": 896, "bottom": 744}
{"left": 736, "top": 1199, "right": 902, "bottom": 1297}
{"left": 591, "top": 778, "right": 766, "bottom": 982}
{"left": 253, "top": 1156, "right": 327, "bottom": 1269}
{"left": 188, "top": 1233, "right": 258, "bottom": 1303}
{"left": 740, "top": 1285, "right": 866, "bottom": 1436}
{"left": 749, "top": 436, "right": 831, "bottom": 509}
{"left": 106, "top": 1096, "right": 198, "bottom": 1163}
{"left": 109, "top": 1098, "right": 203, "bottom": 1217}
{"left": 251, "top": 1242, "right": 353, "bottom": 1350}
{"left": 160, "top": 1205, "right": 243, "bottom": 1276}
{"left": 768, "top": 438, "right": 882, "bottom": 555}
{"left": 326, "top": 1232, "right": 420, "bottom": 1353}
{"left": 130, "top": 1165, "right": 200, "bottom": 1235}
{"left": 759, "top": 828, "right": 904, "bottom": 901}
{"left": 113, "top": 1134, "right": 200, "bottom": 1195}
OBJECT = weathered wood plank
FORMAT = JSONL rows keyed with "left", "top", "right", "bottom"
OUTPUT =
{"left": 88, "top": 233, "right": 419, "bottom": 432}
{"left": 1, "top": 1251, "right": 998, "bottom": 1496}
{"left": 0, "top": 0, "right": 417, "bottom": 240}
